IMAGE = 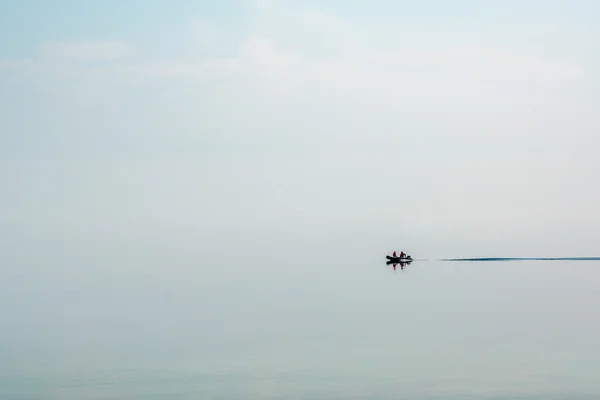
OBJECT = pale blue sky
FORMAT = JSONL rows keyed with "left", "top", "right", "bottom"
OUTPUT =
{"left": 1, "top": 0, "right": 600, "bottom": 259}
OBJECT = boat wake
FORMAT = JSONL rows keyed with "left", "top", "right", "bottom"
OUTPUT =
{"left": 440, "top": 257, "right": 600, "bottom": 262}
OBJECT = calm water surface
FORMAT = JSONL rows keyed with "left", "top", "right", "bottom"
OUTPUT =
{"left": 2, "top": 253, "right": 600, "bottom": 399}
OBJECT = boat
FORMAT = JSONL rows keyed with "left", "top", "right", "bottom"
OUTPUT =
{"left": 386, "top": 255, "right": 413, "bottom": 262}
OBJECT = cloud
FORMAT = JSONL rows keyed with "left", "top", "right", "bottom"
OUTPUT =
{"left": 3, "top": 39, "right": 580, "bottom": 104}
{"left": 40, "top": 41, "right": 131, "bottom": 62}
{"left": 0, "top": 2, "right": 588, "bottom": 121}
{"left": 1, "top": 6, "right": 586, "bottom": 148}
{"left": 1, "top": 1, "right": 584, "bottom": 101}
{"left": 185, "top": 34, "right": 582, "bottom": 111}
{"left": 220, "top": 1, "right": 584, "bottom": 92}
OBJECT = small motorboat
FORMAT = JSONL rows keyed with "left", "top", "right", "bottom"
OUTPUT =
{"left": 386, "top": 255, "right": 413, "bottom": 263}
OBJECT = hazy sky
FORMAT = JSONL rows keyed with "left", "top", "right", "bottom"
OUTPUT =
{"left": 1, "top": 0, "right": 599, "bottom": 258}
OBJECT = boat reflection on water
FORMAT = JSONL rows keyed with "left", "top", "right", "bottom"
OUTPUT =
{"left": 386, "top": 260, "right": 412, "bottom": 270}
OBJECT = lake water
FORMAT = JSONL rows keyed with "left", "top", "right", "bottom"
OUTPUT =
{"left": 2, "top": 252, "right": 600, "bottom": 399}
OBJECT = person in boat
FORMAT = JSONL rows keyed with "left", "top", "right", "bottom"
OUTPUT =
{"left": 393, "top": 251, "right": 397, "bottom": 257}
{"left": 400, "top": 251, "right": 406, "bottom": 258}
